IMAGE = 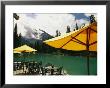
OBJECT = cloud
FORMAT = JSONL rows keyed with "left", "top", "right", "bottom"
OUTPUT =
{"left": 26, "top": 13, "right": 37, "bottom": 19}
{"left": 77, "top": 19, "right": 89, "bottom": 27}
{"left": 24, "top": 25, "right": 36, "bottom": 39}
{"left": 84, "top": 13, "right": 97, "bottom": 21}
{"left": 34, "top": 14, "right": 76, "bottom": 36}
{"left": 14, "top": 13, "right": 90, "bottom": 37}
{"left": 14, "top": 13, "right": 36, "bottom": 36}
{"left": 15, "top": 14, "right": 76, "bottom": 36}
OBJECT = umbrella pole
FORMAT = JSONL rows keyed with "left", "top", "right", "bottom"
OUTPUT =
{"left": 23, "top": 52, "right": 25, "bottom": 73}
{"left": 86, "top": 43, "right": 90, "bottom": 75}
{"left": 86, "top": 28, "right": 90, "bottom": 75}
{"left": 87, "top": 54, "right": 90, "bottom": 75}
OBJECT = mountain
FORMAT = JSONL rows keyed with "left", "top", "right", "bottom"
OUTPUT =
{"left": 39, "top": 29, "right": 54, "bottom": 41}
{"left": 22, "top": 28, "right": 54, "bottom": 40}
{"left": 19, "top": 29, "right": 54, "bottom": 49}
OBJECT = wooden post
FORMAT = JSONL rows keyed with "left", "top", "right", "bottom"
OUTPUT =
{"left": 86, "top": 28, "right": 90, "bottom": 75}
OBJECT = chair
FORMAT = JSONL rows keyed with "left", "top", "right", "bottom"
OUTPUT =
{"left": 56, "top": 66, "right": 63, "bottom": 75}
{"left": 40, "top": 67, "right": 46, "bottom": 75}
{"left": 50, "top": 65, "right": 54, "bottom": 75}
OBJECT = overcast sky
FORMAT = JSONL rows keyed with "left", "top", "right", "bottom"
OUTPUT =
{"left": 14, "top": 13, "right": 96, "bottom": 37}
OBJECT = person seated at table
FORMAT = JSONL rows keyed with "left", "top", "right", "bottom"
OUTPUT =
{"left": 50, "top": 65, "right": 54, "bottom": 75}
{"left": 34, "top": 63, "right": 40, "bottom": 75}
{"left": 41, "top": 67, "right": 46, "bottom": 75}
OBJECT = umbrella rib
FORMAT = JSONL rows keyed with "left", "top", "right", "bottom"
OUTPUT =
{"left": 60, "top": 35, "right": 87, "bottom": 48}
{"left": 71, "top": 36, "right": 86, "bottom": 46}
{"left": 71, "top": 39, "right": 86, "bottom": 46}
{"left": 60, "top": 38, "right": 73, "bottom": 48}
{"left": 89, "top": 27, "right": 97, "bottom": 33}
{"left": 89, "top": 41, "right": 97, "bottom": 46}
{"left": 74, "top": 22, "right": 97, "bottom": 38}
{"left": 74, "top": 30, "right": 85, "bottom": 38}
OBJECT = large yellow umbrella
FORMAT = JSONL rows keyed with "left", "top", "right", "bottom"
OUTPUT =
{"left": 44, "top": 22, "right": 97, "bottom": 75}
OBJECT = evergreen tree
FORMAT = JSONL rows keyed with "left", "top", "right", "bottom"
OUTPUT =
{"left": 59, "top": 31, "right": 61, "bottom": 36}
{"left": 14, "top": 23, "right": 19, "bottom": 48}
{"left": 90, "top": 15, "right": 96, "bottom": 23}
{"left": 13, "top": 13, "right": 19, "bottom": 20}
{"left": 66, "top": 25, "right": 71, "bottom": 33}
{"left": 34, "top": 42, "right": 37, "bottom": 49}
{"left": 73, "top": 29, "right": 75, "bottom": 31}
{"left": 18, "top": 33, "right": 22, "bottom": 46}
{"left": 55, "top": 30, "right": 59, "bottom": 37}
{"left": 75, "top": 23, "right": 78, "bottom": 30}
{"left": 13, "top": 13, "right": 20, "bottom": 48}
{"left": 14, "top": 23, "right": 22, "bottom": 48}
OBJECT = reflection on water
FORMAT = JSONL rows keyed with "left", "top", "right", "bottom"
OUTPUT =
{"left": 14, "top": 53, "right": 97, "bottom": 75}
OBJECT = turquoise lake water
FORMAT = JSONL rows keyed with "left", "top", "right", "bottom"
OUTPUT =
{"left": 14, "top": 53, "right": 97, "bottom": 75}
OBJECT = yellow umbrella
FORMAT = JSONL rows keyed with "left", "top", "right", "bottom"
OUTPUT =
{"left": 44, "top": 22, "right": 97, "bottom": 75}
{"left": 14, "top": 44, "right": 37, "bottom": 61}
{"left": 14, "top": 44, "right": 37, "bottom": 53}
{"left": 44, "top": 22, "right": 96, "bottom": 51}
{"left": 13, "top": 51, "right": 21, "bottom": 54}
